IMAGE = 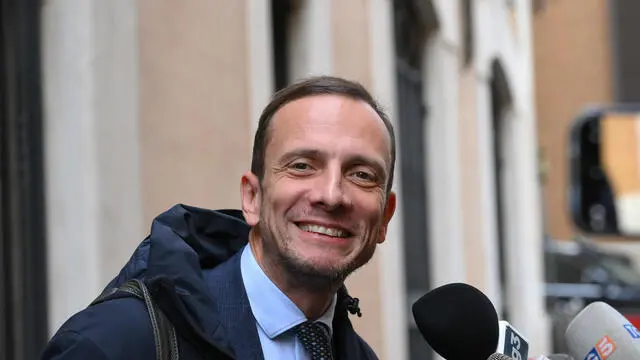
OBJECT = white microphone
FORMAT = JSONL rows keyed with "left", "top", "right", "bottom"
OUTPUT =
{"left": 565, "top": 301, "right": 640, "bottom": 359}
{"left": 496, "top": 320, "right": 530, "bottom": 360}
{"left": 545, "top": 355, "right": 574, "bottom": 360}
{"left": 529, "top": 354, "right": 573, "bottom": 359}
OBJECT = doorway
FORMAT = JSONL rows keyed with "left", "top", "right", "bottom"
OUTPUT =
{"left": 1, "top": 0, "right": 49, "bottom": 359}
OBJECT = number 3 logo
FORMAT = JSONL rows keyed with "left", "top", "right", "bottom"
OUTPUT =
{"left": 510, "top": 333, "right": 522, "bottom": 360}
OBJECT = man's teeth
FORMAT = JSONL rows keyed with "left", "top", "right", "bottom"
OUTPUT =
{"left": 299, "top": 224, "right": 349, "bottom": 238}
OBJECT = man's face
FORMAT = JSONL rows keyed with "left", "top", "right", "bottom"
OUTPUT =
{"left": 242, "top": 94, "right": 396, "bottom": 283}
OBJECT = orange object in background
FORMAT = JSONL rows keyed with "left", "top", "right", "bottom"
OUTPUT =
{"left": 600, "top": 114, "right": 640, "bottom": 234}
{"left": 600, "top": 114, "right": 640, "bottom": 196}
{"left": 624, "top": 313, "right": 640, "bottom": 330}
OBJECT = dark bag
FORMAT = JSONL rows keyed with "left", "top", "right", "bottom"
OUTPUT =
{"left": 90, "top": 279, "right": 179, "bottom": 360}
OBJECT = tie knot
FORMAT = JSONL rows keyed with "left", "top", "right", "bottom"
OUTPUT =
{"left": 294, "top": 321, "right": 334, "bottom": 360}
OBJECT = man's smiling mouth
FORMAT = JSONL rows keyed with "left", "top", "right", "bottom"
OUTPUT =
{"left": 296, "top": 223, "right": 351, "bottom": 238}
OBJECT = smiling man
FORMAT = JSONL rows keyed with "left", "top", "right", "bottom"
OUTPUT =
{"left": 41, "top": 76, "right": 397, "bottom": 360}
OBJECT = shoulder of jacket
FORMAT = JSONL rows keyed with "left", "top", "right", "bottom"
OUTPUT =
{"left": 41, "top": 329, "right": 110, "bottom": 360}
{"left": 354, "top": 333, "right": 379, "bottom": 360}
{"left": 43, "top": 297, "right": 156, "bottom": 359}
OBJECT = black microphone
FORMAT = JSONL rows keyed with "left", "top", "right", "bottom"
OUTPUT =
{"left": 412, "top": 283, "right": 500, "bottom": 360}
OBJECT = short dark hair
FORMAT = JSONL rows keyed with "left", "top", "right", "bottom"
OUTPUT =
{"left": 250, "top": 75, "right": 396, "bottom": 194}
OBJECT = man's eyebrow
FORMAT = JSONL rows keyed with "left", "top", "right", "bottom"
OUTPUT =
{"left": 278, "top": 148, "right": 324, "bottom": 163}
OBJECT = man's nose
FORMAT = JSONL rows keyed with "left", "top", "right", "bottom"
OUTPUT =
{"left": 310, "top": 167, "right": 351, "bottom": 211}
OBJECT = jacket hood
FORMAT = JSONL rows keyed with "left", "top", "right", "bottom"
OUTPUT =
{"left": 102, "top": 204, "right": 361, "bottom": 351}
{"left": 105, "top": 204, "right": 250, "bottom": 292}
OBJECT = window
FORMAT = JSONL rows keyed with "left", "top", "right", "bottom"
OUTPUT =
{"left": 271, "top": 0, "right": 297, "bottom": 90}
{"left": 392, "top": 0, "right": 437, "bottom": 358}
{"left": 461, "top": 0, "right": 474, "bottom": 67}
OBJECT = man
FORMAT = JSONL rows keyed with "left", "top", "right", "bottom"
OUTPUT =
{"left": 41, "top": 75, "right": 397, "bottom": 360}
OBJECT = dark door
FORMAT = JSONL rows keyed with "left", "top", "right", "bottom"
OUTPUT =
{"left": 1, "top": 0, "right": 49, "bottom": 359}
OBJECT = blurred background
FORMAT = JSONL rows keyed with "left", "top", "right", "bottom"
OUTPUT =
{"left": 3, "top": 0, "right": 640, "bottom": 359}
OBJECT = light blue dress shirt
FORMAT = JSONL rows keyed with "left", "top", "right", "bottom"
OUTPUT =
{"left": 240, "top": 244, "right": 337, "bottom": 359}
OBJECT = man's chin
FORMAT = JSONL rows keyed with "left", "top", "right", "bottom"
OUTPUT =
{"left": 284, "top": 256, "right": 352, "bottom": 285}
{"left": 300, "top": 252, "right": 353, "bottom": 271}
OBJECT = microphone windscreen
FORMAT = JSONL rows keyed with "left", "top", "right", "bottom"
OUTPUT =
{"left": 565, "top": 301, "right": 640, "bottom": 359}
{"left": 487, "top": 353, "right": 513, "bottom": 360}
{"left": 412, "top": 283, "right": 499, "bottom": 360}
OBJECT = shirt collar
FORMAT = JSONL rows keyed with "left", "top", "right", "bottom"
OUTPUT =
{"left": 240, "top": 244, "right": 337, "bottom": 339}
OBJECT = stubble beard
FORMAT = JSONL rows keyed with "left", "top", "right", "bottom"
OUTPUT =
{"left": 258, "top": 215, "right": 362, "bottom": 292}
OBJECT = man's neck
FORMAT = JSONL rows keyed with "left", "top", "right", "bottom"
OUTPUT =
{"left": 249, "top": 236, "right": 338, "bottom": 320}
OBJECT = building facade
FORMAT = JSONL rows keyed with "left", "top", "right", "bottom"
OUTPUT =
{"left": 2, "top": 0, "right": 550, "bottom": 359}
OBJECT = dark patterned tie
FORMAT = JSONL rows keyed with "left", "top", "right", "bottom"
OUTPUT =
{"left": 294, "top": 321, "right": 334, "bottom": 360}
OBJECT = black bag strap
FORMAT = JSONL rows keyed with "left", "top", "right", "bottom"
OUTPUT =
{"left": 90, "top": 279, "right": 179, "bottom": 360}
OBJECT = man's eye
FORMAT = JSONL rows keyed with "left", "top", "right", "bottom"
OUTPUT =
{"left": 291, "top": 162, "right": 311, "bottom": 171}
{"left": 353, "top": 171, "right": 375, "bottom": 181}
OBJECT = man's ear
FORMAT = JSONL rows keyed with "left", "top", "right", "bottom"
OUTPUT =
{"left": 241, "top": 171, "right": 261, "bottom": 226}
{"left": 377, "top": 191, "right": 397, "bottom": 244}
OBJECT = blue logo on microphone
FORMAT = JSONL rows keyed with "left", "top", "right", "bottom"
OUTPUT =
{"left": 585, "top": 348, "right": 602, "bottom": 360}
{"left": 624, "top": 323, "right": 640, "bottom": 339}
